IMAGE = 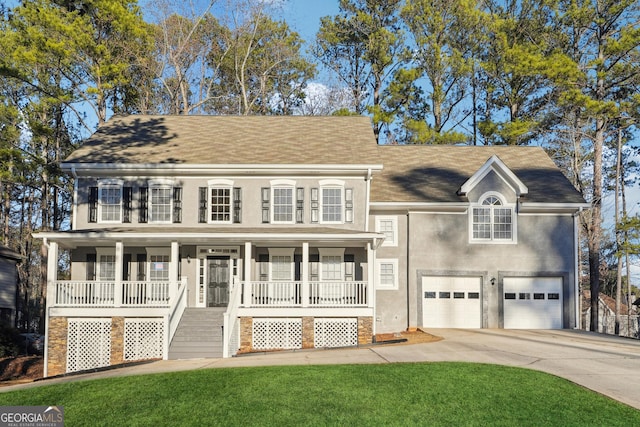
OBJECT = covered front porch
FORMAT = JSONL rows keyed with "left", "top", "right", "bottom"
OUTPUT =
{"left": 37, "top": 228, "right": 384, "bottom": 375}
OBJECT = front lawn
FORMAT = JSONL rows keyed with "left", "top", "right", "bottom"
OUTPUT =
{"left": 1, "top": 362, "right": 638, "bottom": 426}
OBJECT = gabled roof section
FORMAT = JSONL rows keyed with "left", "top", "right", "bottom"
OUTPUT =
{"left": 458, "top": 154, "right": 528, "bottom": 197}
{"left": 371, "top": 145, "right": 586, "bottom": 205}
{"left": 64, "top": 115, "right": 381, "bottom": 167}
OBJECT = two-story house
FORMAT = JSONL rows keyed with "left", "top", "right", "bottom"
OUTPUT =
{"left": 35, "top": 115, "right": 588, "bottom": 377}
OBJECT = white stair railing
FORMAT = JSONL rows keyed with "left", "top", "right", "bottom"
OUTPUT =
{"left": 223, "top": 279, "right": 242, "bottom": 358}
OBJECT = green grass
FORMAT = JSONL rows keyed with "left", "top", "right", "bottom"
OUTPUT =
{"left": 1, "top": 362, "right": 638, "bottom": 426}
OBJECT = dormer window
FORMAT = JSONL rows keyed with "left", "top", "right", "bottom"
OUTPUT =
{"left": 471, "top": 193, "right": 515, "bottom": 243}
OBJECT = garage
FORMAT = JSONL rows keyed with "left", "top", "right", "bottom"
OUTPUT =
{"left": 422, "top": 276, "right": 482, "bottom": 328}
{"left": 503, "top": 277, "right": 563, "bottom": 329}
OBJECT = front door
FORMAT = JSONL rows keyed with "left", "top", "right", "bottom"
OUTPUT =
{"left": 207, "top": 257, "right": 230, "bottom": 307}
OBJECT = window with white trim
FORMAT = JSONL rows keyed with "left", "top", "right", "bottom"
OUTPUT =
{"left": 376, "top": 216, "right": 397, "bottom": 247}
{"left": 210, "top": 187, "right": 232, "bottom": 222}
{"left": 269, "top": 248, "right": 294, "bottom": 281}
{"left": 149, "top": 255, "right": 170, "bottom": 281}
{"left": 318, "top": 248, "right": 344, "bottom": 281}
{"left": 313, "top": 180, "right": 352, "bottom": 224}
{"left": 376, "top": 259, "right": 398, "bottom": 290}
{"left": 98, "top": 181, "right": 122, "bottom": 223}
{"left": 150, "top": 186, "right": 173, "bottom": 223}
{"left": 471, "top": 193, "right": 515, "bottom": 242}
{"left": 273, "top": 187, "right": 294, "bottom": 223}
{"left": 96, "top": 249, "right": 116, "bottom": 281}
{"left": 322, "top": 187, "right": 342, "bottom": 222}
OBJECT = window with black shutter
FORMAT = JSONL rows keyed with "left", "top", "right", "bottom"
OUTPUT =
{"left": 88, "top": 187, "right": 98, "bottom": 223}
{"left": 173, "top": 187, "right": 182, "bottom": 223}
{"left": 123, "top": 187, "right": 132, "bottom": 223}
{"left": 138, "top": 187, "right": 148, "bottom": 223}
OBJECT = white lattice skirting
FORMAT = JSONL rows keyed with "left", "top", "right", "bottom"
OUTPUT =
{"left": 124, "top": 318, "right": 164, "bottom": 361}
{"left": 252, "top": 318, "right": 302, "bottom": 350}
{"left": 67, "top": 318, "right": 111, "bottom": 373}
{"left": 314, "top": 318, "right": 358, "bottom": 348}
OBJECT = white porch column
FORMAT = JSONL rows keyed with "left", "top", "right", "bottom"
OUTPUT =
{"left": 170, "top": 241, "right": 180, "bottom": 301}
{"left": 367, "top": 242, "right": 376, "bottom": 335}
{"left": 114, "top": 241, "right": 124, "bottom": 307}
{"left": 43, "top": 239, "right": 58, "bottom": 378}
{"left": 244, "top": 241, "right": 252, "bottom": 307}
{"left": 302, "top": 242, "right": 309, "bottom": 307}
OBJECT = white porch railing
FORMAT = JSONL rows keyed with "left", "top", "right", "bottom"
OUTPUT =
{"left": 54, "top": 280, "right": 173, "bottom": 307}
{"left": 245, "top": 281, "right": 367, "bottom": 307}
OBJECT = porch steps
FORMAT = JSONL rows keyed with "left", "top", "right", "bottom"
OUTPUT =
{"left": 168, "top": 307, "right": 225, "bottom": 359}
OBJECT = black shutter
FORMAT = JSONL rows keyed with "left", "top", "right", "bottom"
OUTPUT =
{"left": 259, "top": 253, "right": 269, "bottom": 281}
{"left": 296, "top": 188, "right": 304, "bottom": 223}
{"left": 261, "top": 187, "right": 270, "bottom": 223}
{"left": 138, "top": 187, "right": 148, "bottom": 223}
{"left": 123, "top": 187, "right": 132, "bottom": 223}
{"left": 233, "top": 187, "right": 242, "bottom": 223}
{"left": 136, "top": 254, "right": 147, "bottom": 281}
{"left": 199, "top": 187, "right": 208, "bottom": 223}
{"left": 123, "top": 253, "right": 131, "bottom": 281}
{"left": 310, "top": 188, "right": 319, "bottom": 223}
{"left": 86, "top": 253, "right": 96, "bottom": 280}
{"left": 88, "top": 187, "right": 98, "bottom": 223}
{"left": 345, "top": 187, "right": 353, "bottom": 223}
{"left": 173, "top": 187, "right": 182, "bottom": 223}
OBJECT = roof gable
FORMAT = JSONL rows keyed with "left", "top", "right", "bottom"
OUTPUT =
{"left": 458, "top": 155, "right": 528, "bottom": 198}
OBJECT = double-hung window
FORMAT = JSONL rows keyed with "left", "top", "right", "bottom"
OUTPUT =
{"left": 150, "top": 186, "right": 172, "bottom": 223}
{"left": 376, "top": 259, "right": 398, "bottom": 290}
{"left": 139, "top": 180, "right": 182, "bottom": 224}
{"left": 273, "top": 187, "right": 294, "bottom": 223}
{"left": 471, "top": 193, "right": 515, "bottom": 242}
{"left": 311, "top": 180, "right": 353, "bottom": 224}
{"left": 318, "top": 248, "right": 344, "bottom": 281}
{"left": 269, "top": 248, "right": 294, "bottom": 281}
{"left": 376, "top": 216, "right": 397, "bottom": 247}
{"left": 97, "top": 180, "right": 124, "bottom": 223}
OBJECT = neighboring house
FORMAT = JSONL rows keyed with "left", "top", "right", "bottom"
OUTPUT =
{"left": 0, "top": 245, "right": 22, "bottom": 326}
{"left": 582, "top": 290, "right": 639, "bottom": 337}
{"left": 34, "top": 115, "right": 589, "bottom": 377}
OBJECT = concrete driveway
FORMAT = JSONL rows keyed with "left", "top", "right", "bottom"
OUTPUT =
{"left": 3, "top": 329, "right": 640, "bottom": 410}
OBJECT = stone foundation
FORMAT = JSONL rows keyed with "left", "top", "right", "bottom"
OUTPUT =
{"left": 238, "top": 316, "right": 374, "bottom": 353}
{"left": 47, "top": 317, "right": 68, "bottom": 377}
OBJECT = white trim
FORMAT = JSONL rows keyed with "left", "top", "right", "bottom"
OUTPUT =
{"left": 97, "top": 181, "right": 123, "bottom": 224}
{"left": 148, "top": 184, "right": 173, "bottom": 224}
{"left": 148, "top": 178, "right": 176, "bottom": 186}
{"left": 318, "top": 248, "right": 345, "bottom": 281}
{"left": 459, "top": 155, "right": 528, "bottom": 196}
{"left": 270, "top": 181, "right": 296, "bottom": 224}
{"left": 319, "top": 185, "right": 345, "bottom": 224}
{"left": 96, "top": 248, "right": 116, "bottom": 280}
{"left": 469, "top": 192, "right": 517, "bottom": 244}
{"left": 375, "top": 216, "right": 398, "bottom": 247}
{"left": 376, "top": 258, "right": 398, "bottom": 290}
{"left": 207, "top": 179, "right": 234, "bottom": 186}
{"left": 207, "top": 184, "right": 233, "bottom": 225}
{"left": 62, "top": 163, "right": 384, "bottom": 175}
{"left": 268, "top": 248, "right": 295, "bottom": 281}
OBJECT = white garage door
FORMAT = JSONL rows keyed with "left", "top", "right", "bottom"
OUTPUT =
{"left": 503, "top": 277, "right": 563, "bottom": 329}
{"left": 422, "top": 276, "right": 482, "bottom": 328}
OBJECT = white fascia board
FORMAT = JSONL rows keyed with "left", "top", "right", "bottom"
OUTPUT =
{"left": 459, "top": 155, "right": 528, "bottom": 196}
{"left": 518, "top": 202, "right": 591, "bottom": 214}
{"left": 61, "top": 163, "right": 384, "bottom": 176}
{"left": 237, "top": 307, "right": 374, "bottom": 317}
{"left": 33, "top": 230, "right": 386, "bottom": 248}
{"left": 370, "top": 202, "right": 469, "bottom": 213}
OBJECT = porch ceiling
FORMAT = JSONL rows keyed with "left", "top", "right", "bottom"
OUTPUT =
{"left": 34, "top": 227, "right": 385, "bottom": 249}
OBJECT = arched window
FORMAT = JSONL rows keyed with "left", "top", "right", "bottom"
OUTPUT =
{"left": 472, "top": 194, "right": 513, "bottom": 241}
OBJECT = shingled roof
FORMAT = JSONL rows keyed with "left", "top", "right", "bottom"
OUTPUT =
{"left": 372, "top": 145, "right": 586, "bottom": 204}
{"left": 64, "top": 115, "right": 585, "bottom": 205}
{"left": 64, "top": 115, "right": 380, "bottom": 165}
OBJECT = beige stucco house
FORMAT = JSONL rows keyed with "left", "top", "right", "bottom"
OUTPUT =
{"left": 35, "top": 115, "right": 588, "bottom": 376}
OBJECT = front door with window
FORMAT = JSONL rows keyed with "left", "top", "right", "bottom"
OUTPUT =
{"left": 207, "top": 257, "right": 230, "bottom": 307}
